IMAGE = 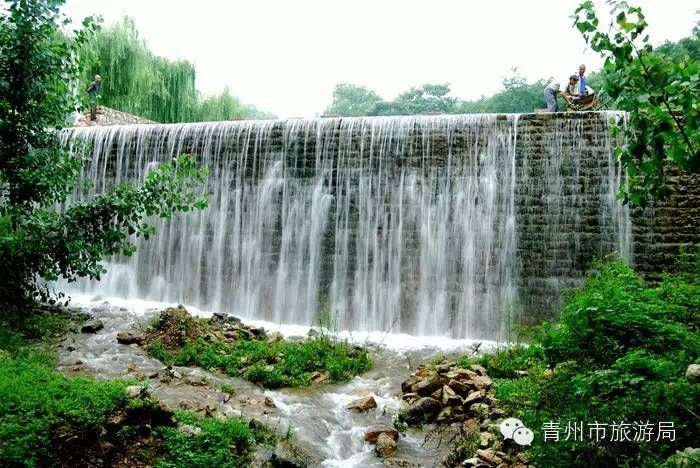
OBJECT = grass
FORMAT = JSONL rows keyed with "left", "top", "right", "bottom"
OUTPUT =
{"left": 0, "top": 308, "right": 276, "bottom": 467}
{"left": 0, "top": 353, "right": 135, "bottom": 466}
{"left": 156, "top": 411, "right": 273, "bottom": 468}
{"left": 0, "top": 311, "right": 136, "bottom": 466}
{"left": 461, "top": 257, "right": 700, "bottom": 468}
{"left": 142, "top": 306, "right": 371, "bottom": 388}
{"left": 147, "top": 334, "right": 372, "bottom": 388}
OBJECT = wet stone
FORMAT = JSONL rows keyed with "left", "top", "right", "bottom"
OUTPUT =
{"left": 81, "top": 319, "right": 104, "bottom": 333}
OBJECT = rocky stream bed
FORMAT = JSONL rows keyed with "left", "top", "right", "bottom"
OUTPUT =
{"left": 54, "top": 297, "right": 525, "bottom": 467}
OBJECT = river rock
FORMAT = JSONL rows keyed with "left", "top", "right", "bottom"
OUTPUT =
{"left": 81, "top": 319, "right": 104, "bottom": 333}
{"left": 473, "top": 375, "right": 493, "bottom": 390}
{"left": 220, "top": 404, "right": 243, "bottom": 418}
{"left": 464, "top": 390, "right": 484, "bottom": 405}
{"left": 382, "top": 458, "right": 421, "bottom": 468}
{"left": 414, "top": 368, "right": 435, "bottom": 378}
{"left": 414, "top": 374, "right": 442, "bottom": 396}
{"left": 310, "top": 371, "right": 330, "bottom": 384}
{"left": 476, "top": 449, "right": 502, "bottom": 465}
{"left": 116, "top": 331, "right": 144, "bottom": 345}
{"left": 267, "top": 331, "right": 284, "bottom": 344}
{"left": 447, "top": 379, "right": 471, "bottom": 397}
{"left": 210, "top": 312, "right": 242, "bottom": 326}
{"left": 435, "top": 361, "right": 456, "bottom": 374}
{"left": 401, "top": 375, "right": 420, "bottom": 393}
{"left": 470, "top": 364, "right": 488, "bottom": 376}
{"left": 365, "top": 426, "right": 399, "bottom": 443}
{"left": 469, "top": 403, "right": 490, "bottom": 417}
{"left": 125, "top": 385, "right": 147, "bottom": 398}
{"left": 346, "top": 395, "right": 377, "bottom": 412}
{"left": 178, "top": 424, "right": 202, "bottom": 437}
{"left": 249, "top": 326, "right": 267, "bottom": 339}
{"left": 404, "top": 397, "right": 442, "bottom": 425}
{"left": 436, "top": 406, "right": 455, "bottom": 422}
{"left": 441, "top": 384, "right": 456, "bottom": 402}
{"left": 445, "top": 368, "right": 478, "bottom": 381}
{"left": 375, "top": 433, "right": 397, "bottom": 458}
{"left": 686, "top": 364, "right": 700, "bottom": 383}
{"left": 463, "top": 418, "right": 480, "bottom": 434}
{"left": 270, "top": 440, "right": 320, "bottom": 467}
{"left": 264, "top": 396, "right": 277, "bottom": 408}
{"left": 479, "top": 432, "right": 493, "bottom": 448}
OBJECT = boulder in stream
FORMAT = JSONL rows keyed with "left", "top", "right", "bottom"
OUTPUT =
{"left": 375, "top": 432, "right": 398, "bottom": 458}
{"left": 116, "top": 331, "right": 144, "bottom": 345}
{"left": 404, "top": 397, "right": 442, "bottom": 425}
{"left": 346, "top": 395, "right": 377, "bottom": 412}
{"left": 268, "top": 440, "right": 320, "bottom": 467}
{"left": 81, "top": 319, "right": 104, "bottom": 333}
{"left": 365, "top": 426, "right": 399, "bottom": 443}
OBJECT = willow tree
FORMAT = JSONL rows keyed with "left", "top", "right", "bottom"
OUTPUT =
{"left": 0, "top": 0, "right": 208, "bottom": 306}
{"left": 79, "top": 18, "right": 273, "bottom": 123}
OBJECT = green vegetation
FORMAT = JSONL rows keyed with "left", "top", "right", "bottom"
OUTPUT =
{"left": 573, "top": 1, "right": 699, "bottom": 206}
{"left": 466, "top": 256, "right": 700, "bottom": 467}
{"left": 156, "top": 411, "right": 273, "bottom": 468}
{"left": 0, "top": 311, "right": 130, "bottom": 466}
{"left": 140, "top": 306, "right": 371, "bottom": 388}
{"left": 0, "top": 352, "right": 134, "bottom": 466}
{"left": 79, "top": 18, "right": 274, "bottom": 123}
{"left": 0, "top": 0, "right": 208, "bottom": 307}
{"left": 149, "top": 335, "right": 371, "bottom": 388}
{"left": 0, "top": 310, "right": 274, "bottom": 467}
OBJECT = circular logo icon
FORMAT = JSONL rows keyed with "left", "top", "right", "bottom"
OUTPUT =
{"left": 513, "top": 427, "right": 535, "bottom": 446}
{"left": 499, "top": 417, "right": 524, "bottom": 439}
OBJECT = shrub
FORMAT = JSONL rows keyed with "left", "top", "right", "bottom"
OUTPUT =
{"left": 0, "top": 353, "right": 134, "bottom": 466}
{"left": 0, "top": 0, "right": 207, "bottom": 307}
{"left": 466, "top": 257, "right": 700, "bottom": 467}
{"left": 156, "top": 411, "right": 272, "bottom": 468}
{"left": 146, "top": 334, "right": 372, "bottom": 388}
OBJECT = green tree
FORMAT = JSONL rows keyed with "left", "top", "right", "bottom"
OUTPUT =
{"left": 79, "top": 18, "right": 272, "bottom": 123}
{"left": 656, "top": 20, "right": 700, "bottom": 61}
{"left": 458, "top": 70, "right": 550, "bottom": 113}
{"left": 324, "top": 82, "right": 382, "bottom": 116}
{"left": 0, "top": 0, "right": 208, "bottom": 306}
{"left": 573, "top": 1, "right": 700, "bottom": 206}
{"left": 374, "top": 83, "right": 457, "bottom": 116}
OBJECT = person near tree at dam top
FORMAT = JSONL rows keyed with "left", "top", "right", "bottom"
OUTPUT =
{"left": 544, "top": 80, "right": 561, "bottom": 112}
{"left": 87, "top": 74, "right": 102, "bottom": 121}
{"left": 578, "top": 63, "right": 588, "bottom": 96}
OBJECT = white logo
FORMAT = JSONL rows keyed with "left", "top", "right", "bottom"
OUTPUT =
{"left": 500, "top": 418, "right": 534, "bottom": 446}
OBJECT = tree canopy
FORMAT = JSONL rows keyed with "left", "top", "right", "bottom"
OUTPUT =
{"left": 573, "top": 1, "right": 699, "bottom": 206}
{"left": 79, "top": 18, "right": 273, "bottom": 123}
{"left": 0, "top": 0, "right": 208, "bottom": 306}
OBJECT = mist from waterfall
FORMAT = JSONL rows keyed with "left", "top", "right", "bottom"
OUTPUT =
{"left": 60, "top": 113, "right": 630, "bottom": 340}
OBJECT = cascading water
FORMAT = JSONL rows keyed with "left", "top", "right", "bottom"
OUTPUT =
{"left": 60, "top": 113, "right": 630, "bottom": 340}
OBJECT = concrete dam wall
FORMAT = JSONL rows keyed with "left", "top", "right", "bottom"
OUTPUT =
{"left": 61, "top": 112, "right": 699, "bottom": 340}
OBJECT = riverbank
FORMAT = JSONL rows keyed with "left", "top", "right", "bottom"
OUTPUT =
{"left": 49, "top": 298, "right": 476, "bottom": 466}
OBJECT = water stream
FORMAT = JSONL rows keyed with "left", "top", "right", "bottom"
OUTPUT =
{"left": 57, "top": 297, "right": 488, "bottom": 467}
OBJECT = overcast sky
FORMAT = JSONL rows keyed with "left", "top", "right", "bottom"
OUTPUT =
{"left": 62, "top": 0, "right": 698, "bottom": 118}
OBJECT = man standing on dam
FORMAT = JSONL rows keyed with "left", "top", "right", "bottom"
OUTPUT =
{"left": 87, "top": 74, "right": 102, "bottom": 121}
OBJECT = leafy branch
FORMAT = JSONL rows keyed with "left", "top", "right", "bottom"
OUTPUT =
{"left": 573, "top": 0, "right": 700, "bottom": 206}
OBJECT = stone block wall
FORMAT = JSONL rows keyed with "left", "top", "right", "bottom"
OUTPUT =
{"left": 67, "top": 112, "right": 700, "bottom": 332}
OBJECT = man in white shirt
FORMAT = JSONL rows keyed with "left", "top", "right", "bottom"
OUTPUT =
{"left": 544, "top": 81, "right": 561, "bottom": 112}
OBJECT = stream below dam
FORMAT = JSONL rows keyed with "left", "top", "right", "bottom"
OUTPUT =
{"left": 56, "top": 296, "right": 495, "bottom": 467}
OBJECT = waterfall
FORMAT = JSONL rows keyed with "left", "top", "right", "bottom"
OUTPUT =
{"left": 60, "top": 113, "right": 630, "bottom": 340}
